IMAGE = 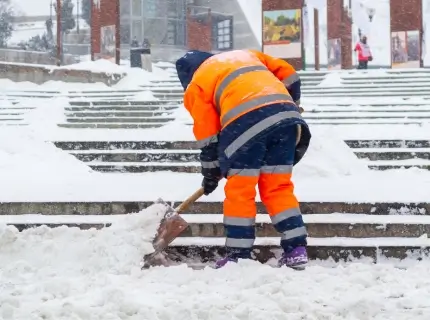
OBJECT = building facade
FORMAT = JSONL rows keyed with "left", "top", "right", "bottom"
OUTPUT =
{"left": 119, "top": 0, "right": 257, "bottom": 61}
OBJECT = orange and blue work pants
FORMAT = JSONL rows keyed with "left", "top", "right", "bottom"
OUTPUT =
{"left": 219, "top": 116, "right": 307, "bottom": 257}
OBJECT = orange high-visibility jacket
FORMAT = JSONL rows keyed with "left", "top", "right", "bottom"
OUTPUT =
{"left": 183, "top": 49, "right": 301, "bottom": 148}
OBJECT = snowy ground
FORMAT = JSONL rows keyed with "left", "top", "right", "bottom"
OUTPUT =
{"left": 1, "top": 206, "right": 430, "bottom": 320}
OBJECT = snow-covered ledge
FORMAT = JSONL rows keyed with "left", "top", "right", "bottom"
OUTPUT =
{"left": 0, "top": 61, "right": 125, "bottom": 86}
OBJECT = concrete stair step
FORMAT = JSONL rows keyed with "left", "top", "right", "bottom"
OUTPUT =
{"left": 65, "top": 117, "right": 175, "bottom": 123}
{"left": 342, "top": 78, "right": 430, "bottom": 84}
{"left": 345, "top": 140, "right": 430, "bottom": 148}
{"left": 68, "top": 100, "right": 182, "bottom": 106}
{"left": 5, "top": 213, "right": 430, "bottom": 238}
{"left": 304, "top": 114, "right": 430, "bottom": 119}
{"left": 307, "top": 108, "right": 430, "bottom": 113}
{"left": 53, "top": 140, "right": 197, "bottom": 150}
{"left": 65, "top": 106, "right": 179, "bottom": 112}
{"left": 88, "top": 162, "right": 200, "bottom": 173}
{"left": 0, "top": 201, "right": 427, "bottom": 215}
{"left": 66, "top": 111, "right": 174, "bottom": 117}
{"left": 355, "top": 150, "right": 430, "bottom": 161}
{"left": 57, "top": 123, "right": 166, "bottom": 129}
{"left": 167, "top": 240, "right": 430, "bottom": 263}
{"left": 303, "top": 87, "right": 430, "bottom": 93}
{"left": 72, "top": 152, "right": 199, "bottom": 162}
{"left": 303, "top": 92, "right": 430, "bottom": 97}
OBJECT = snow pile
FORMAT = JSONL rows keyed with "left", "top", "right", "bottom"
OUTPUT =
{"left": 0, "top": 129, "right": 94, "bottom": 179}
{"left": 0, "top": 204, "right": 169, "bottom": 319}
{"left": 114, "top": 66, "right": 173, "bottom": 89}
{"left": 2, "top": 220, "right": 430, "bottom": 320}
{"left": 57, "top": 59, "right": 127, "bottom": 74}
{"left": 24, "top": 97, "right": 68, "bottom": 137}
{"left": 318, "top": 72, "right": 343, "bottom": 87}
{"left": 295, "top": 127, "right": 370, "bottom": 179}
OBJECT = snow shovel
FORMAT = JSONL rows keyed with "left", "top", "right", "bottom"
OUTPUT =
{"left": 142, "top": 187, "right": 205, "bottom": 269}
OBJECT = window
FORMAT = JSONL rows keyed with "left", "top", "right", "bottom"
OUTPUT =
{"left": 216, "top": 19, "right": 232, "bottom": 50}
{"left": 132, "top": 0, "right": 142, "bottom": 17}
{"left": 120, "top": 0, "right": 130, "bottom": 15}
{"left": 132, "top": 20, "right": 143, "bottom": 42}
{"left": 145, "top": 0, "right": 157, "bottom": 18}
{"left": 120, "top": 21, "right": 131, "bottom": 44}
{"left": 164, "top": 19, "right": 186, "bottom": 46}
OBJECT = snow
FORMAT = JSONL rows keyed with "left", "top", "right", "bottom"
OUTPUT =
{"left": 318, "top": 72, "right": 343, "bottom": 87}
{"left": 57, "top": 60, "right": 128, "bottom": 74}
{"left": 3, "top": 212, "right": 430, "bottom": 319}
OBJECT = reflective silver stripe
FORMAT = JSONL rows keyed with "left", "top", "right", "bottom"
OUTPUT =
{"left": 226, "top": 237, "right": 255, "bottom": 248}
{"left": 221, "top": 93, "right": 294, "bottom": 127}
{"left": 271, "top": 207, "right": 302, "bottom": 225}
{"left": 215, "top": 65, "right": 268, "bottom": 111}
{"left": 201, "top": 160, "right": 220, "bottom": 168}
{"left": 224, "top": 217, "right": 255, "bottom": 226}
{"left": 261, "top": 165, "right": 293, "bottom": 174}
{"left": 281, "top": 226, "right": 307, "bottom": 240}
{"left": 282, "top": 73, "right": 300, "bottom": 87}
{"left": 295, "top": 99, "right": 301, "bottom": 106}
{"left": 227, "top": 168, "right": 260, "bottom": 177}
{"left": 225, "top": 110, "right": 303, "bottom": 158}
{"left": 196, "top": 134, "right": 218, "bottom": 149}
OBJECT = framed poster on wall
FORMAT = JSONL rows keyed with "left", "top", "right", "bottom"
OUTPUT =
{"left": 391, "top": 30, "right": 420, "bottom": 68}
{"left": 262, "top": 9, "right": 302, "bottom": 58}
{"left": 327, "top": 38, "right": 341, "bottom": 70}
{"left": 100, "top": 25, "right": 116, "bottom": 62}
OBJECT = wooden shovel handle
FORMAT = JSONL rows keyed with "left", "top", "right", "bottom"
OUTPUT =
{"left": 175, "top": 187, "right": 205, "bottom": 214}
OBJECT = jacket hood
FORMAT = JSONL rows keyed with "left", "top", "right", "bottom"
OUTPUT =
{"left": 175, "top": 50, "right": 214, "bottom": 90}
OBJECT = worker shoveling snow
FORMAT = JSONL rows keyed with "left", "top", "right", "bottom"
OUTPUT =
{"left": 1, "top": 206, "right": 430, "bottom": 319}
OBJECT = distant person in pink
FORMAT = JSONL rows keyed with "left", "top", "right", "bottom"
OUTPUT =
{"left": 354, "top": 36, "right": 373, "bottom": 69}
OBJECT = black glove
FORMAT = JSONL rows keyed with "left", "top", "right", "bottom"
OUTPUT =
{"left": 202, "top": 176, "right": 219, "bottom": 195}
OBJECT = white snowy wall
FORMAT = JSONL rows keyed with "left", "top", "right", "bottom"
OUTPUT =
{"left": 423, "top": 0, "right": 430, "bottom": 66}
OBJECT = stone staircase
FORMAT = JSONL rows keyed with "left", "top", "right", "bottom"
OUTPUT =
{"left": 54, "top": 139, "right": 430, "bottom": 172}
{"left": 60, "top": 100, "right": 181, "bottom": 129}
{"left": 346, "top": 139, "right": 430, "bottom": 170}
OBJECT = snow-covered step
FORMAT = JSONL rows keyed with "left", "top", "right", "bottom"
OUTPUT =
{"left": 342, "top": 78, "right": 430, "bottom": 84}
{"left": 345, "top": 140, "right": 430, "bottom": 148}
{"left": 307, "top": 107, "right": 430, "bottom": 112}
{"left": 354, "top": 149, "right": 430, "bottom": 161}
{"left": 71, "top": 151, "right": 199, "bottom": 163}
{"left": 8, "top": 212, "right": 430, "bottom": 225}
{"left": 65, "top": 111, "right": 175, "bottom": 118}
{"left": 304, "top": 112, "right": 430, "bottom": 118}
{"left": 0, "top": 201, "right": 425, "bottom": 215}
{"left": 303, "top": 92, "right": 430, "bottom": 97}
{"left": 68, "top": 149, "right": 200, "bottom": 154}
{"left": 5, "top": 213, "right": 430, "bottom": 238}
{"left": 88, "top": 162, "right": 200, "bottom": 173}
{"left": 54, "top": 141, "right": 197, "bottom": 150}
{"left": 303, "top": 87, "right": 430, "bottom": 94}
{"left": 366, "top": 159, "right": 430, "bottom": 170}
{"left": 65, "top": 117, "right": 175, "bottom": 123}
{"left": 68, "top": 100, "right": 181, "bottom": 106}
{"left": 172, "top": 236, "right": 430, "bottom": 247}
{"left": 57, "top": 123, "right": 166, "bottom": 129}
{"left": 65, "top": 106, "right": 179, "bottom": 112}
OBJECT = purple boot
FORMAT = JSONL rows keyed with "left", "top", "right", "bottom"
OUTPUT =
{"left": 278, "top": 246, "right": 308, "bottom": 270}
{"left": 214, "top": 256, "right": 238, "bottom": 269}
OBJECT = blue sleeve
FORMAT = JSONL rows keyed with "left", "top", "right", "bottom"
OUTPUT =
{"left": 287, "top": 78, "right": 301, "bottom": 104}
{"left": 199, "top": 140, "right": 221, "bottom": 179}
